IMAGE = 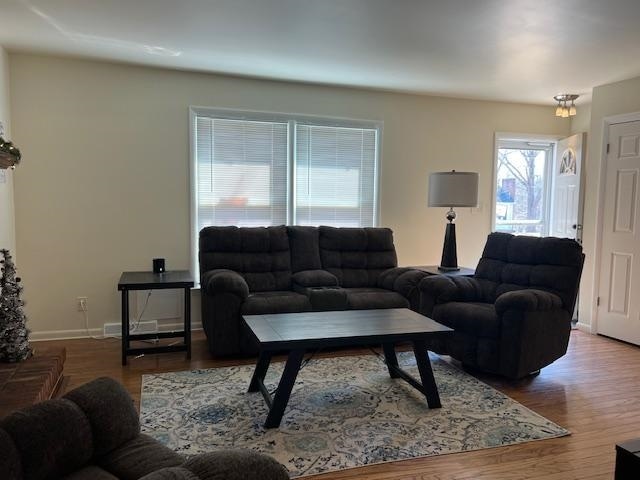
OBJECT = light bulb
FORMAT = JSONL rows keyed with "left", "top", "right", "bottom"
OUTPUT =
{"left": 562, "top": 106, "right": 569, "bottom": 118}
{"left": 569, "top": 103, "right": 576, "bottom": 116}
{"left": 555, "top": 104, "right": 563, "bottom": 116}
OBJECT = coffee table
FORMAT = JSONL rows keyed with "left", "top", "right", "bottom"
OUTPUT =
{"left": 243, "top": 308, "right": 453, "bottom": 428}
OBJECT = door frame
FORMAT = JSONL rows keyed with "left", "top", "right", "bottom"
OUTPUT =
{"left": 591, "top": 111, "right": 640, "bottom": 334}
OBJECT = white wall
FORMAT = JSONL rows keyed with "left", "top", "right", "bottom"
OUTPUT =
{"left": 9, "top": 53, "right": 570, "bottom": 338}
{"left": 578, "top": 75, "right": 640, "bottom": 332}
{"left": 0, "top": 46, "right": 15, "bottom": 255}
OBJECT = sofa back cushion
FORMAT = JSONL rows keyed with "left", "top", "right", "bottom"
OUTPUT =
{"left": 0, "top": 399, "right": 94, "bottom": 480}
{"left": 287, "top": 226, "right": 322, "bottom": 272}
{"left": 319, "top": 226, "right": 398, "bottom": 287}
{"left": 475, "top": 232, "right": 584, "bottom": 312}
{"left": 199, "top": 226, "right": 292, "bottom": 292}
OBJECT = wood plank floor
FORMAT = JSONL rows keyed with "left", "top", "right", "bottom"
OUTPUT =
{"left": 35, "top": 330, "right": 640, "bottom": 479}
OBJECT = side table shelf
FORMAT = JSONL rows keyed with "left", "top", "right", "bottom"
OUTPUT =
{"left": 117, "top": 271, "right": 194, "bottom": 365}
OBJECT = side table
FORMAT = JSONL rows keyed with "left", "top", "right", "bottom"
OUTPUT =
{"left": 117, "top": 271, "right": 194, "bottom": 365}
{"left": 409, "top": 265, "right": 476, "bottom": 277}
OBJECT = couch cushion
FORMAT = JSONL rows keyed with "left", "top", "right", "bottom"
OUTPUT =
{"left": 241, "top": 291, "right": 312, "bottom": 315}
{"left": 63, "top": 465, "right": 119, "bottom": 480}
{"left": 432, "top": 302, "right": 500, "bottom": 338}
{"left": 63, "top": 377, "right": 140, "bottom": 457}
{"left": 1, "top": 398, "right": 94, "bottom": 480}
{"left": 319, "top": 227, "right": 398, "bottom": 288}
{"left": 288, "top": 226, "right": 322, "bottom": 272}
{"left": 199, "top": 226, "right": 292, "bottom": 292}
{"left": 343, "top": 287, "right": 409, "bottom": 310}
{"left": 474, "top": 232, "right": 583, "bottom": 310}
{"left": 0, "top": 427, "right": 22, "bottom": 480}
{"left": 99, "top": 434, "right": 184, "bottom": 480}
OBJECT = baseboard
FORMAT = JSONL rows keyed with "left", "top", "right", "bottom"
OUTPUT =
{"left": 31, "top": 321, "right": 203, "bottom": 342}
{"left": 575, "top": 321, "right": 593, "bottom": 334}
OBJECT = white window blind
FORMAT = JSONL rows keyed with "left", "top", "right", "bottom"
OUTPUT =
{"left": 195, "top": 117, "right": 288, "bottom": 230}
{"left": 295, "top": 124, "right": 377, "bottom": 227}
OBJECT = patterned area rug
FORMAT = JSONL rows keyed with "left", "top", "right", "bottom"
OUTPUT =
{"left": 141, "top": 352, "right": 568, "bottom": 478}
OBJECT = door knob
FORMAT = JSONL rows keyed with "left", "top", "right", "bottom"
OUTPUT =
{"left": 572, "top": 224, "right": 583, "bottom": 230}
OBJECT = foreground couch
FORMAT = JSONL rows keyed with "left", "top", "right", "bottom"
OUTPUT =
{"left": 0, "top": 377, "right": 289, "bottom": 480}
{"left": 419, "top": 232, "right": 584, "bottom": 379}
{"left": 199, "top": 225, "right": 427, "bottom": 356}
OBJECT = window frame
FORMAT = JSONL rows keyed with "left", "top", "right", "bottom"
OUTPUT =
{"left": 189, "top": 106, "right": 383, "bottom": 283}
{"left": 491, "top": 132, "right": 560, "bottom": 237}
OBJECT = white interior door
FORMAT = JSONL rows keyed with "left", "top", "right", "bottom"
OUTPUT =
{"left": 551, "top": 133, "right": 585, "bottom": 241}
{"left": 597, "top": 120, "right": 640, "bottom": 345}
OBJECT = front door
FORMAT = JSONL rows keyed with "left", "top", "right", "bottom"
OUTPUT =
{"left": 597, "top": 120, "right": 640, "bottom": 345}
{"left": 550, "top": 133, "right": 585, "bottom": 241}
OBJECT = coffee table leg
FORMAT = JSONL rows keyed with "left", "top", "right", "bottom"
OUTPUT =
{"left": 248, "top": 350, "right": 272, "bottom": 393}
{"left": 265, "top": 348, "right": 305, "bottom": 428}
{"left": 412, "top": 339, "right": 441, "bottom": 409}
{"left": 382, "top": 343, "right": 400, "bottom": 378}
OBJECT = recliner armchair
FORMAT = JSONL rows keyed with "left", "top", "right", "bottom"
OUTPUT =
{"left": 419, "top": 232, "right": 584, "bottom": 379}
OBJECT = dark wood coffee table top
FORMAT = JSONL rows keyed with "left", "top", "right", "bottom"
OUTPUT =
{"left": 243, "top": 308, "right": 452, "bottom": 350}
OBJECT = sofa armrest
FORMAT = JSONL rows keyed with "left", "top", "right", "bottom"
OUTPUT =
{"left": 180, "top": 449, "right": 289, "bottom": 480}
{"left": 378, "top": 267, "right": 429, "bottom": 310}
{"left": 201, "top": 269, "right": 249, "bottom": 300}
{"left": 292, "top": 270, "right": 338, "bottom": 288}
{"left": 495, "top": 289, "right": 563, "bottom": 316}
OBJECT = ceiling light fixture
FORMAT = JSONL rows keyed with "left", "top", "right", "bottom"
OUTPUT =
{"left": 553, "top": 94, "right": 579, "bottom": 118}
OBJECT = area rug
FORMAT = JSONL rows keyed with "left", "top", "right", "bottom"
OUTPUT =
{"left": 140, "top": 352, "right": 568, "bottom": 478}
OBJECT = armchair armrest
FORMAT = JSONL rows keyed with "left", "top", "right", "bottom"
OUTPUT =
{"left": 495, "top": 289, "right": 562, "bottom": 316}
{"left": 292, "top": 270, "right": 338, "bottom": 288}
{"left": 418, "top": 275, "right": 485, "bottom": 316}
{"left": 200, "top": 269, "right": 249, "bottom": 300}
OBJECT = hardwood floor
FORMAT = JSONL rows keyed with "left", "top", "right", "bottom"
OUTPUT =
{"left": 36, "top": 330, "right": 640, "bottom": 479}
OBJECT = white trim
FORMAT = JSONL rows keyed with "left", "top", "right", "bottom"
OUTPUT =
{"left": 491, "top": 132, "right": 562, "bottom": 234}
{"left": 31, "top": 321, "right": 204, "bottom": 342}
{"left": 189, "top": 107, "right": 199, "bottom": 284}
{"left": 590, "top": 110, "right": 640, "bottom": 335}
{"left": 576, "top": 321, "right": 594, "bottom": 334}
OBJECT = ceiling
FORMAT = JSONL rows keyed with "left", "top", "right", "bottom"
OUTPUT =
{"left": 2, "top": 0, "right": 640, "bottom": 105}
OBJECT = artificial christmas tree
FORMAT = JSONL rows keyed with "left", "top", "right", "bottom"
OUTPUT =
{"left": 0, "top": 249, "right": 32, "bottom": 362}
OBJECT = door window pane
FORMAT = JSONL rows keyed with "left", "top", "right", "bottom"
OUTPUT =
{"left": 495, "top": 147, "right": 548, "bottom": 236}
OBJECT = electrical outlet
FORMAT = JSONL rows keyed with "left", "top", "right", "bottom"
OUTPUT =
{"left": 77, "top": 296, "right": 88, "bottom": 312}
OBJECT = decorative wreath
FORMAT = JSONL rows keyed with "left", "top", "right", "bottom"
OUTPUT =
{"left": 0, "top": 136, "right": 21, "bottom": 169}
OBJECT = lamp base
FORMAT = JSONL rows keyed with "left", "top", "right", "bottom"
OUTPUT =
{"left": 439, "top": 222, "right": 459, "bottom": 271}
{"left": 437, "top": 265, "right": 460, "bottom": 272}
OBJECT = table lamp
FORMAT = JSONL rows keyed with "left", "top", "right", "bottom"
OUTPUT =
{"left": 428, "top": 170, "right": 479, "bottom": 271}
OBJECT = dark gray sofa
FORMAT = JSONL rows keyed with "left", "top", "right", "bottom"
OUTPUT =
{"left": 199, "top": 225, "right": 427, "bottom": 356}
{"left": 0, "top": 377, "right": 289, "bottom": 480}
{"left": 418, "top": 232, "right": 584, "bottom": 379}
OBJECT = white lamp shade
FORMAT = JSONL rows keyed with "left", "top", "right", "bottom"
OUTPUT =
{"left": 428, "top": 171, "right": 479, "bottom": 207}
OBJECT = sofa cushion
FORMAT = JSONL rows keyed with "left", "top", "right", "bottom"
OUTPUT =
{"left": 1, "top": 398, "right": 93, "bottom": 480}
{"left": 199, "top": 226, "right": 292, "bottom": 292}
{"left": 474, "top": 232, "right": 583, "bottom": 310}
{"left": 63, "top": 465, "right": 119, "bottom": 480}
{"left": 288, "top": 226, "right": 322, "bottom": 272}
{"left": 99, "top": 434, "right": 184, "bottom": 480}
{"left": 432, "top": 302, "right": 501, "bottom": 338}
{"left": 319, "top": 227, "right": 398, "bottom": 288}
{"left": 343, "top": 287, "right": 409, "bottom": 310}
{"left": 241, "top": 291, "right": 312, "bottom": 315}
{"left": 0, "top": 427, "right": 22, "bottom": 480}
{"left": 63, "top": 377, "right": 140, "bottom": 457}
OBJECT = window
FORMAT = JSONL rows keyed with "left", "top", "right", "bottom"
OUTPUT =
{"left": 190, "top": 108, "right": 380, "bottom": 276}
{"left": 493, "top": 137, "right": 554, "bottom": 236}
